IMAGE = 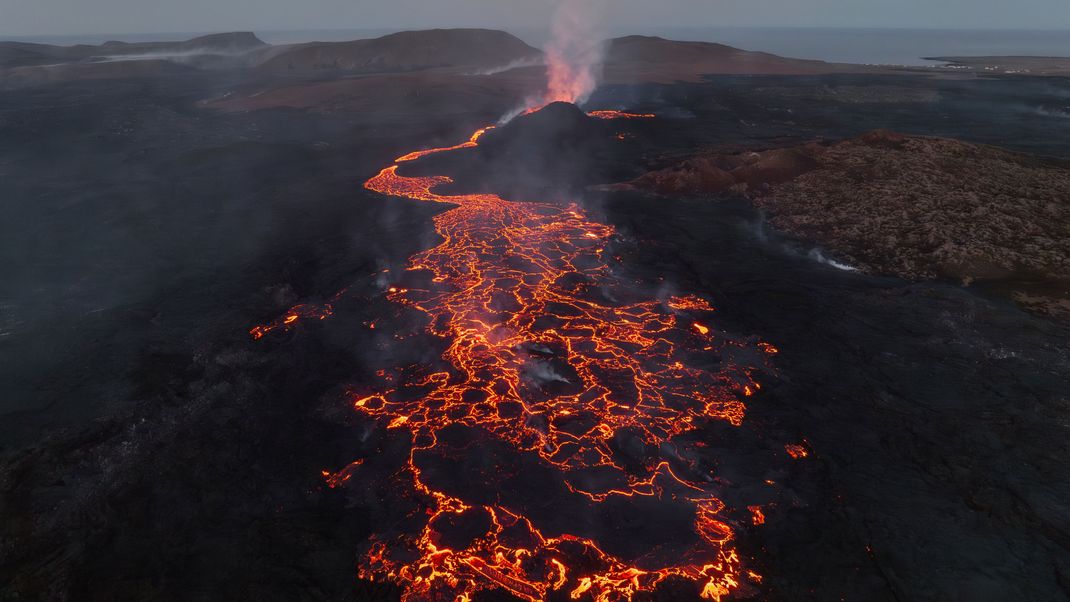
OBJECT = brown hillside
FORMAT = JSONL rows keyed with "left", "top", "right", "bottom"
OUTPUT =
{"left": 604, "top": 35, "right": 875, "bottom": 83}
{"left": 256, "top": 29, "right": 540, "bottom": 74}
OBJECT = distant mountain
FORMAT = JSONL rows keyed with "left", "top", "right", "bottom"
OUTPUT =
{"left": 0, "top": 28, "right": 887, "bottom": 91}
{"left": 0, "top": 32, "right": 267, "bottom": 69}
{"left": 604, "top": 35, "right": 872, "bottom": 82}
{"left": 89, "top": 32, "right": 267, "bottom": 55}
{"left": 255, "top": 29, "right": 541, "bottom": 74}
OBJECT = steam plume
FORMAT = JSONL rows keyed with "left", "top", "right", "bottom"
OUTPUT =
{"left": 543, "top": 0, "right": 607, "bottom": 105}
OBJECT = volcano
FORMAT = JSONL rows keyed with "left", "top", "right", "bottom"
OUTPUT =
{"left": 411, "top": 102, "right": 624, "bottom": 200}
{"left": 492, "top": 102, "right": 604, "bottom": 147}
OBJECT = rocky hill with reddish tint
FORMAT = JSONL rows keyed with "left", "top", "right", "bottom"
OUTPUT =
{"left": 621, "top": 130, "right": 1070, "bottom": 319}
{"left": 624, "top": 144, "right": 824, "bottom": 196}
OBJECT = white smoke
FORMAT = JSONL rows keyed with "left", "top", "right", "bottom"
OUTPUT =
{"left": 525, "top": 360, "right": 572, "bottom": 386}
{"left": 466, "top": 55, "right": 545, "bottom": 76}
{"left": 543, "top": 0, "right": 608, "bottom": 106}
{"left": 498, "top": 0, "right": 609, "bottom": 123}
{"left": 808, "top": 249, "right": 858, "bottom": 271}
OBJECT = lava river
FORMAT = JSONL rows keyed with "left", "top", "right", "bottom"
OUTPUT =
{"left": 253, "top": 109, "right": 783, "bottom": 601}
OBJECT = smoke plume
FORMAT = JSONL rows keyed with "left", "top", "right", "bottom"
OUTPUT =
{"left": 542, "top": 0, "right": 607, "bottom": 105}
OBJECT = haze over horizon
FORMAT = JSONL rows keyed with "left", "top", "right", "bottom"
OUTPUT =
{"left": 2, "top": 0, "right": 1069, "bottom": 38}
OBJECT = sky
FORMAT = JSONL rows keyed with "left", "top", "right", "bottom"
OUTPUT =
{"left": 2, "top": 0, "right": 1069, "bottom": 37}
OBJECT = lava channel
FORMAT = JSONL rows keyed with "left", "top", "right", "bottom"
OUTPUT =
{"left": 254, "top": 109, "right": 784, "bottom": 601}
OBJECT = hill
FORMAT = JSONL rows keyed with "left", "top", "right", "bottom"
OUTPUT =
{"left": 604, "top": 35, "right": 873, "bottom": 83}
{"left": 620, "top": 130, "right": 1070, "bottom": 318}
{"left": 0, "top": 32, "right": 266, "bottom": 69}
{"left": 255, "top": 29, "right": 541, "bottom": 74}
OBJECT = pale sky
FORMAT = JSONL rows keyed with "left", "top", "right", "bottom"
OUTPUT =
{"left": 2, "top": 0, "right": 1069, "bottom": 37}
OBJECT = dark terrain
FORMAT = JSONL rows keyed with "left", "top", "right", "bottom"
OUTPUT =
{"left": 616, "top": 129, "right": 1070, "bottom": 319}
{"left": 2, "top": 31, "right": 1070, "bottom": 601}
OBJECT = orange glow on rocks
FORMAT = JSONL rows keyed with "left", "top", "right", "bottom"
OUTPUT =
{"left": 249, "top": 303, "right": 334, "bottom": 340}
{"left": 785, "top": 443, "right": 810, "bottom": 459}
{"left": 747, "top": 506, "right": 766, "bottom": 526}
{"left": 395, "top": 127, "right": 495, "bottom": 163}
{"left": 586, "top": 110, "right": 656, "bottom": 120}
{"left": 668, "top": 295, "right": 716, "bottom": 312}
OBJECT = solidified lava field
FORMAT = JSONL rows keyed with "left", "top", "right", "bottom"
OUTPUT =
{"left": 2, "top": 69, "right": 1070, "bottom": 602}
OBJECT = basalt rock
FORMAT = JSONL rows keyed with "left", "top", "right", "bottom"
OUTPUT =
{"left": 622, "top": 131, "right": 1070, "bottom": 319}
{"left": 625, "top": 144, "right": 824, "bottom": 196}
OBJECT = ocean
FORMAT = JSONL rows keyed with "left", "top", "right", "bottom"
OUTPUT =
{"left": 7, "top": 27, "right": 1070, "bottom": 67}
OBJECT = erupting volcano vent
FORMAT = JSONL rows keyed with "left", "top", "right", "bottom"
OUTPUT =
{"left": 542, "top": 0, "right": 605, "bottom": 106}
{"left": 252, "top": 105, "right": 790, "bottom": 600}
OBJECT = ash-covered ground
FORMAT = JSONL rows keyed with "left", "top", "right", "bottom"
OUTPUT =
{"left": 2, "top": 56, "right": 1070, "bottom": 602}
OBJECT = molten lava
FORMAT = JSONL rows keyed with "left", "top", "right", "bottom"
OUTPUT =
{"left": 395, "top": 127, "right": 495, "bottom": 163}
{"left": 586, "top": 110, "right": 657, "bottom": 120}
{"left": 785, "top": 442, "right": 810, "bottom": 459}
{"left": 253, "top": 108, "right": 788, "bottom": 601}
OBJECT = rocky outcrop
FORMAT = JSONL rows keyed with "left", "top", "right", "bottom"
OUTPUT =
{"left": 622, "top": 130, "right": 1070, "bottom": 319}
{"left": 624, "top": 144, "right": 824, "bottom": 196}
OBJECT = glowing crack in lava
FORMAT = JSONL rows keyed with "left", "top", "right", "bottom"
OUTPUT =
{"left": 586, "top": 110, "right": 657, "bottom": 120}
{"left": 254, "top": 109, "right": 785, "bottom": 601}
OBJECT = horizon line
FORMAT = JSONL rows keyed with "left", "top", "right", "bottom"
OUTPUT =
{"left": 4, "top": 24, "right": 1070, "bottom": 41}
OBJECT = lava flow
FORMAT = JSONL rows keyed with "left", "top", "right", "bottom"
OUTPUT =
{"left": 586, "top": 110, "right": 657, "bottom": 120}
{"left": 254, "top": 108, "right": 782, "bottom": 601}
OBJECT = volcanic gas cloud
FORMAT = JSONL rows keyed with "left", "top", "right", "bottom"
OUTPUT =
{"left": 542, "top": 0, "right": 606, "bottom": 105}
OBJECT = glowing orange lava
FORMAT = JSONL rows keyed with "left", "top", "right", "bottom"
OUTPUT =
{"left": 395, "top": 127, "right": 495, "bottom": 163}
{"left": 785, "top": 443, "right": 810, "bottom": 459}
{"left": 249, "top": 302, "right": 334, "bottom": 340}
{"left": 747, "top": 506, "right": 766, "bottom": 526}
{"left": 255, "top": 109, "right": 781, "bottom": 601}
{"left": 586, "top": 110, "right": 656, "bottom": 120}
